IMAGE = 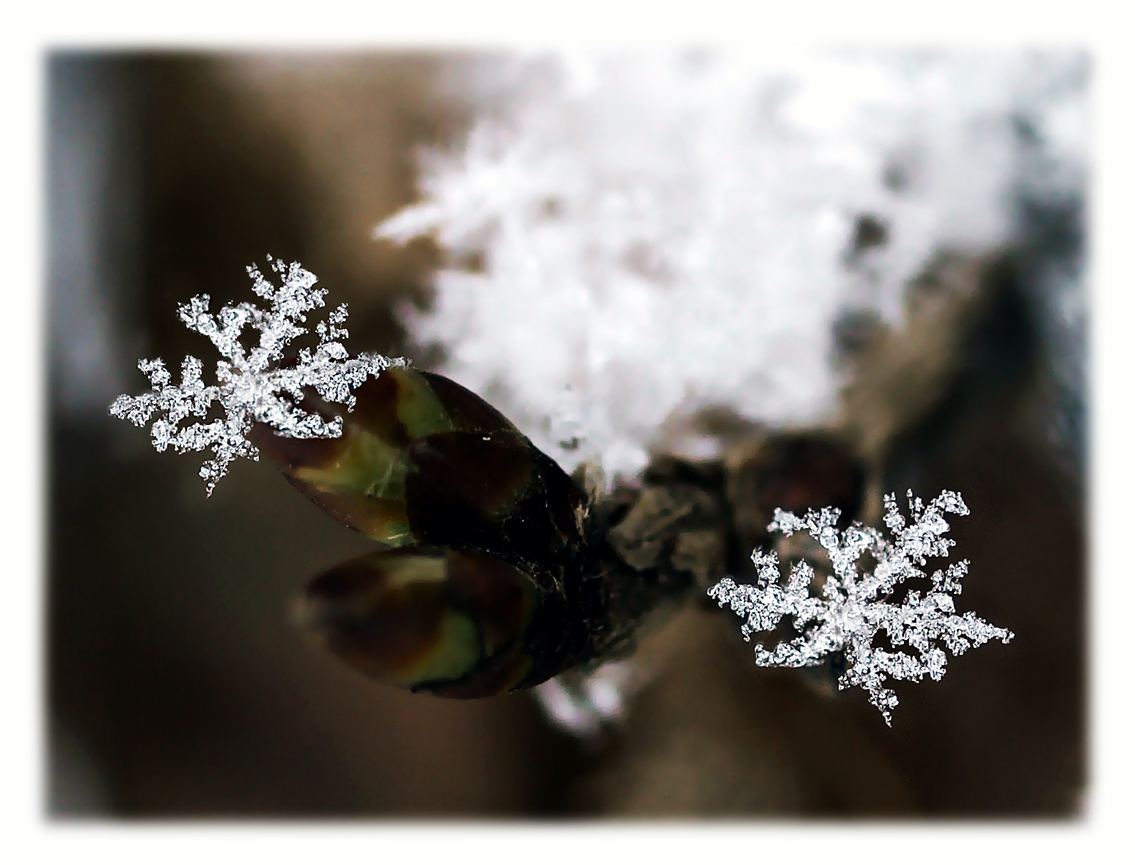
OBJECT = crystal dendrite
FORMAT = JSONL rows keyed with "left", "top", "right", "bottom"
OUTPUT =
{"left": 708, "top": 490, "right": 1014, "bottom": 724}
{"left": 109, "top": 257, "right": 406, "bottom": 495}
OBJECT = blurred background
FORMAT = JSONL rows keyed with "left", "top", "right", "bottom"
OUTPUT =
{"left": 46, "top": 50, "right": 1086, "bottom": 817}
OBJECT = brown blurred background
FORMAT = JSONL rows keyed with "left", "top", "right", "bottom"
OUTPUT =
{"left": 45, "top": 52, "right": 1086, "bottom": 817}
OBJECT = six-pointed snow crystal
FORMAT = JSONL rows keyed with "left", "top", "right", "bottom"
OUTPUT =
{"left": 708, "top": 490, "right": 1013, "bottom": 724}
{"left": 109, "top": 257, "right": 406, "bottom": 495}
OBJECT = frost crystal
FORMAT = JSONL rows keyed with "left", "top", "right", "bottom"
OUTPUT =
{"left": 708, "top": 490, "right": 1013, "bottom": 724}
{"left": 109, "top": 257, "right": 406, "bottom": 495}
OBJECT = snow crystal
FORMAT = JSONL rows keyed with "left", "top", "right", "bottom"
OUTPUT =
{"left": 377, "top": 51, "right": 1087, "bottom": 483}
{"left": 533, "top": 661, "right": 640, "bottom": 739}
{"left": 109, "top": 257, "right": 406, "bottom": 495}
{"left": 708, "top": 489, "right": 1014, "bottom": 724}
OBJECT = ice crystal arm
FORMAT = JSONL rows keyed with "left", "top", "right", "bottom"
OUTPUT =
{"left": 109, "top": 257, "right": 408, "bottom": 495}
{"left": 708, "top": 489, "right": 1014, "bottom": 725}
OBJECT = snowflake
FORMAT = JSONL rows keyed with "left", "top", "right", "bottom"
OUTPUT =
{"left": 109, "top": 257, "right": 407, "bottom": 495}
{"left": 376, "top": 52, "right": 1086, "bottom": 483}
{"left": 707, "top": 490, "right": 1014, "bottom": 725}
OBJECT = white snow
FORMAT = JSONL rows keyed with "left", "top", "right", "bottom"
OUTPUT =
{"left": 109, "top": 257, "right": 405, "bottom": 495}
{"left": 708, "top": 490, "right": 1014, "bottom": 725}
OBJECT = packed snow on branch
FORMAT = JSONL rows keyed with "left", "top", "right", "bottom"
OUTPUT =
{"left": 109, "top": 257, "right": 406, "bottom": 495}
{"left": 708, "top": 489, "right": 1014, "bottom": 724}
{"left": 378, "top": 51, "right": 1086, "bottom": 484}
